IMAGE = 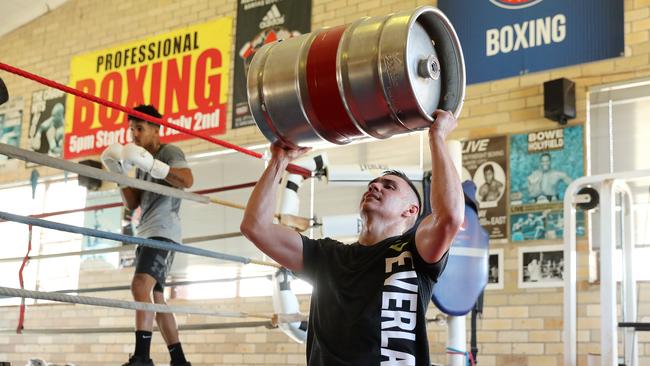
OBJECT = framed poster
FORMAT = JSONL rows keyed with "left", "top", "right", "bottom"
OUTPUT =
{"left": 462, "top": 136, "right": 508, "bottom": 241}
{"left": 486, "top": 248, "right": 504, "bottom": 290}
{"left": 518, "top": 245, "right": 564, "bottom": 288}
{"left": 509, "top": 125, "right": 585, "bottom": 241}
{"left": 0, "top": 96, "right": 23, "bottom": 167}
{"left": 29, "top": 89, "right": 66, "bottom": 159}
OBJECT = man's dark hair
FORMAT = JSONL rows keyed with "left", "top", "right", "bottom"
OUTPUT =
{"left": 382, "top": 170, "right": 422, "bottom": 210}
{"left": 483, "top": 164, "right": 494, "bottom": 175}
{"left": 541, "top": 152, "right": 551, "bottom": 160}
{"left": 128, "top": 104, "right": 162, "bottom": 128}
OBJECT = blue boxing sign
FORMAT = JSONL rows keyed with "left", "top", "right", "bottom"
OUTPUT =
{"left": 438, "top": 0, "right": 624, "bottom": 84}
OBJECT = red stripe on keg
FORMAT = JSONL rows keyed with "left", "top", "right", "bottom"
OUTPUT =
{"left": 306, "top": 25, "right": 362, "bottom": 144}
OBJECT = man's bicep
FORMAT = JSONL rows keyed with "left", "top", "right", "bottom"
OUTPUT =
{"left": 170, "top": 167, "right": 192, "bottom": 176}
{"left": 414, "top": 214, "right": 454, "bottom": 264}
{"left": 256, "top": 224, "right": 305, "bottom": 271}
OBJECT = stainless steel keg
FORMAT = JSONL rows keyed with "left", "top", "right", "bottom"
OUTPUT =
{"left": 247, "top": 6, "right": 465, "bottom": 147}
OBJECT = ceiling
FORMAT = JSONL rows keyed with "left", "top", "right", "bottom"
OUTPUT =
{"left": 0, "top": 0, "right": 68, "bottom": 38}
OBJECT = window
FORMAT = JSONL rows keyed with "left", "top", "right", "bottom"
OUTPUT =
{"left": 589, "top": 79, "right": 650, "bottom": 281}
{"left": 0, "top": 180, "right": 86, "bottom": 306}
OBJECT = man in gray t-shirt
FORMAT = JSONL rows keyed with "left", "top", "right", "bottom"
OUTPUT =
{"left": 101, "top": 104, "right": 194, "bottom": 366}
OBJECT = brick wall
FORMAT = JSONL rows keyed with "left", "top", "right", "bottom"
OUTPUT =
{"left": 0, "top": 0, "right": 649, "bottom": 365}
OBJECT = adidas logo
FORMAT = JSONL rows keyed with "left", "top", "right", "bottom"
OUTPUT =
{"left": 259, "top": 5, "right": 285, "bottom": 29}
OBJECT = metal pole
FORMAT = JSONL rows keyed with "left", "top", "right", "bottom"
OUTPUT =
{"left": 616, "top": 182, "right": 637, "bottom": 366}
{"left": 563, "top": 181, "right": 579, "bottom": 366}
{"left": 446, "top": 139, "right": 465, "bottom": 366}
{"left": 599, "top": 180, "right": 617, "bottom": 366}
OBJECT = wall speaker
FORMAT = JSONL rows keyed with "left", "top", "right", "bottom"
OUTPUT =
{"left": 544, "top": 78, "right": 576, "bottom": 125}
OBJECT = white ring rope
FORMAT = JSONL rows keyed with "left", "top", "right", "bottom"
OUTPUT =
{"left": 0, "top": 286, "right": 305, "bottom": 323}
{"left": 0, "top": 231, "right": 245, "bottom": 264}
{"left": 0, "top": 142, "right": 209, "bottom": 204}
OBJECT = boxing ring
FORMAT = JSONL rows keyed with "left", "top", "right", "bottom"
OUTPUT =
{"left": 0, "top": 142, "right": 310, "bottom": 331}
{"left": 0, "top": 64, "right": 317, "bottom": 341}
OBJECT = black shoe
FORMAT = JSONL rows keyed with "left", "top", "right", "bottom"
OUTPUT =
{"left": 122, "top": 355, "right": 155, "bottom": 366}
{"left": 170, "top": 362, "right": 191, "bottom": 366}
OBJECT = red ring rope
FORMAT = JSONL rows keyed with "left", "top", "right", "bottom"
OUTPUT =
{"left": 0, "top": 62, "right": 312, "bottom": 178}
{"left": 16, "top": 225, "right": 32, "bottom": 334}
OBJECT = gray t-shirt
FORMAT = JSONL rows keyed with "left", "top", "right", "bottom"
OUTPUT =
{"left": 135, "top": 144, "right": 188, "bottom": 243}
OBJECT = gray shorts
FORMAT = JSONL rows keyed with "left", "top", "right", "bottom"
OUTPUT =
{"left": 134, "top": 237, "right": 177, "bottom": 292}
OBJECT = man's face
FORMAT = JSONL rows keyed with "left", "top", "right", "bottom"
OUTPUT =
{"left": 129, "top": 119, "right": 159, "bottom": 148}
{"left": 540, "top": 155, "right": 551, "bottom": 171}
{"left": 52, "top": 104, "right": 64, "bottom": 123}
{"left": 485, "top": 169, "right": 494, "bottom": 183}
{"left": 360, "top": 175, "right": 419, "bottom": 220}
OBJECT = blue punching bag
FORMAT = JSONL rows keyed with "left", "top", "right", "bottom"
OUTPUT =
{"left": 431, "top": 180, "right": 489, "bottom": 316}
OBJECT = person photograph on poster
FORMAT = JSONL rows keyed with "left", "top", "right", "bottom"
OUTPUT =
{"left": 0, "top": 112, "right": 20, "bottom": 146}
{"left": 474, "top": 161, "right": 506, "bottom": 207}
{"left": 0, "top": 97, "right": 24, "bottom": 166}
{"left": 511, "top": 210, "right": 550, "bottom": 241}
{"left": 509, "top": 126, "right": 584, "bottom": 242}
{"left": 461, "top": 135, "right": 508, "bottom": 241}
{"left": 29, "top": 89, "right": 66, "bottom": 158}
{"left": 510, "top": 126, "right": 584, "bottom": 205}
{"left": 526, "top": 152, "right": 573, "bottom": 203}
{"left": 511, "top": 209, "right": 585, "bottom": 241}
{"left": 486, "top": 248, "right": 504, "bottom": 290}
{"left": 518, "top": 245, "right": 564, "bottom": 288}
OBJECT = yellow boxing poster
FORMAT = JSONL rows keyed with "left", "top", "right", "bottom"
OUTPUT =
{"left": 64, "top": 17, "right": 232, "bottom": 159}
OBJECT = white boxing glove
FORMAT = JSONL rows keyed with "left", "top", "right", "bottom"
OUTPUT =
{"left": 101, "top": 143, "right": 125, "bottom": 175}
{"left": 121, "top": 143, "right": 170, "bottom": 179}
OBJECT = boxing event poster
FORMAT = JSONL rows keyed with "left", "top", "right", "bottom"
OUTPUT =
{"left": 64, "top": 17, "right": 232, "bottom": 159}
{"left": 231, "top": 0, "right": 312, "bottom": 129}
{"left": 29, "top": 89, "right": 66, "bottom": 159}
{"left": 509, "top": 125, "right": 585, "bottom": 241}
{"left": 0, "top": 97, "right": 23, "bottom": 167}
{"left": 461, "top": 136, "right": 508, "bottom": 242}
{"left": 81, "top": 190, "right": 122, "bottom": 269}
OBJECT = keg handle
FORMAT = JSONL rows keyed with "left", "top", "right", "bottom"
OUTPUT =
{"left": 418, "top": 55, "right": 441, "bottom": 80}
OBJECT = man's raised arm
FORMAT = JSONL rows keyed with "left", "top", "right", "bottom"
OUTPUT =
{"left": 240, "top": 142, "right": 311, "bottom": 271}
{"left": 415, "top": 110, "right": 465, "bottom": 263}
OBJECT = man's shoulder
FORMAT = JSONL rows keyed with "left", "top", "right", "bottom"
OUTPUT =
{"left": 160, "top": 143, "right": 184, "bottom": 154}
{"left": 158, "top": 144, "right": 187, "bottom": 161}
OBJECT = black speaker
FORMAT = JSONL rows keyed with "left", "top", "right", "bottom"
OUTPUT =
{"left": 78, "top": 159, "right": 103, "bottom": 191}
{"left": 544, "top": 78, "right": 575, "bottom": 125}
{"left": 0, "top": 77, "right": 8, "bottom": 106}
